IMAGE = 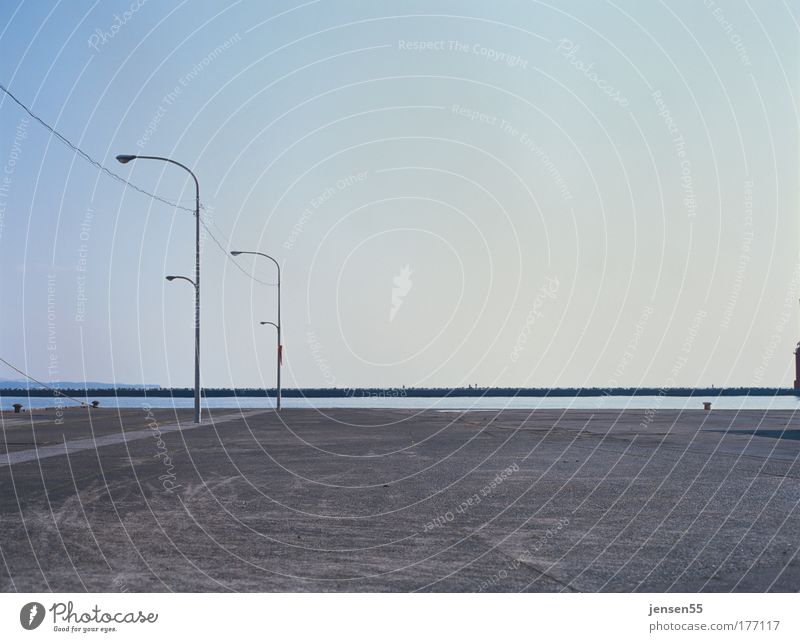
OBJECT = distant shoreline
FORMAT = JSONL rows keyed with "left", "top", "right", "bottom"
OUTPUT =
{"left": 1, "top": 387, "right": 798, "bottom": 398}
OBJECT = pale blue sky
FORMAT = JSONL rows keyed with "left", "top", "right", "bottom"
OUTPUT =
{"left": 0, "top": 0, "right": 798, "bottom": 389}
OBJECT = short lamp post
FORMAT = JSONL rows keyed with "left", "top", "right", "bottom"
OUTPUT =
{"left": 260, "top": 321, "right": 281, "bottom": 409}
{"left": 165, "top": 275, "right": 200, "bottom": 422}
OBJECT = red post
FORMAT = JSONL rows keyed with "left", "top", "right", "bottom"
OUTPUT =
{"left": 794, "top": 344, "right": 800, "bottom": 389}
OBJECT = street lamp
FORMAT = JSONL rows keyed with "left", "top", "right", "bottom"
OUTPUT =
{"left": 165, "top": 275, "right": 200, "bottom": 420}
{"left": 166, "top": 275, "right": 196, "bottom": 286}
{"left": 260, "top": 321, "right": 281, "bottom": 409}
{"left": 118, "top": 154, "right": 202, "bottom": 423}
{"left": 231, "top": 250, "right": 282, "bottom": 410}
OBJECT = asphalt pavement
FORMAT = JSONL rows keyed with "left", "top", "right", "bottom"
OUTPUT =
{"left": 1, "top": 405, "right": 798, "bottom": 592}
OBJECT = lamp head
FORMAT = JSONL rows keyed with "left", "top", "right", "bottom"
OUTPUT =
{"left": 230, "top": 251, "right": 242, "bottom": 256}
{"left": 165, "top": 276, "right": 177, "bottom": 281}
{"left": 116, "top": 154, "right": 136, "bottom": 164}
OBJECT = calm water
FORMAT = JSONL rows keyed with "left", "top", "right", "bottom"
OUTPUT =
{"left": 3, "top": 395, "right": 800, "bottom": 411}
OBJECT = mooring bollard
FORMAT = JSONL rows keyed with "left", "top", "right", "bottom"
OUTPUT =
{"left": 12, "top": 403, "right": 22, "bottom": 413}
{"left": 703, "top": 402, "right": 712, "bottom": 411}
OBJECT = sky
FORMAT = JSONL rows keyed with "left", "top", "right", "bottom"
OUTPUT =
{"left": 0, "top": 0, "right": 798, "bottom": 390}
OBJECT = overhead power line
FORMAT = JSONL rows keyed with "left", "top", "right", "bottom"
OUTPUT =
{"left": 0, "top": 357, "right": 90, "bottom": 406}
{"left": 0, "top": 82, "right": 196, "bottom": 213}
{"left": 0, "top": 83, "right": 279, "bottom": 396}
{"left": 0, "top": 81, "right": 277, "bottom": 287}
{"left": 200, "top": 215, "right": 276, "bottom": 286}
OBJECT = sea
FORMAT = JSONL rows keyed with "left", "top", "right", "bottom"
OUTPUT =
{"left": 3, "top": 394, "right": 800, "bottom": 412}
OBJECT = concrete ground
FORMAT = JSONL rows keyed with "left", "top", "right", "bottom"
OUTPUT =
{"left": 0, "top": 405, "right": 798, "bottom": 592}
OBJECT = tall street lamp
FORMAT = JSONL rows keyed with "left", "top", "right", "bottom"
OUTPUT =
{"left": 118, "top": 154, "right": 201, "bottom": 423}
{"left": 231, "top": 250, "right": 282, "bottom": 410}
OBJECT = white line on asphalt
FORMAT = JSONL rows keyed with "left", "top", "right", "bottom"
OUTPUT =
{"left": 0, "top": 410, "right": 268, "bottom": 468}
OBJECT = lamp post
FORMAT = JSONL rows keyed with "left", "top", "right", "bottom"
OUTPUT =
{"left": 117, "top": 154, "right": 201, "bottom": 423}
{"left": 165, "top": 275, "right": 199, "bottom": 419}
{"left": 260, "top": 321, "right": 281, "bottom": 409}
{"left": 231, "top": 250, "right": 281, "bottom": 410}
